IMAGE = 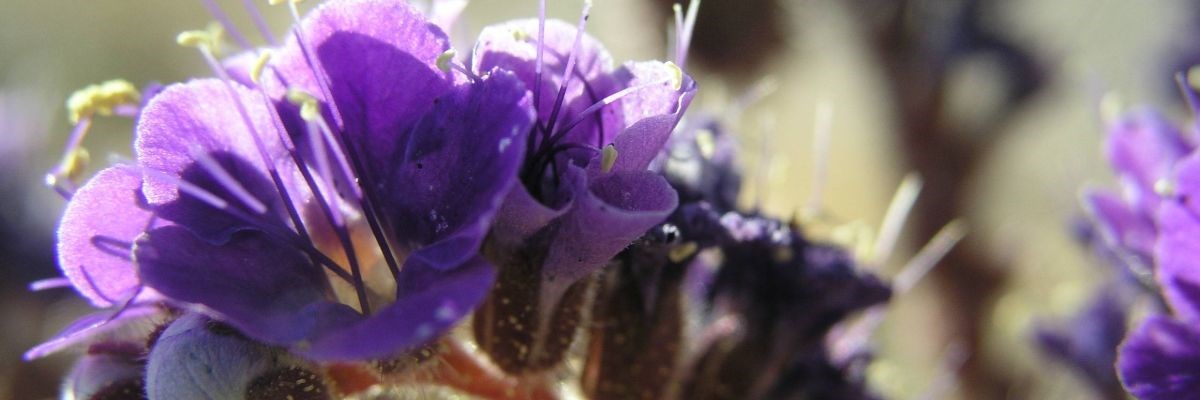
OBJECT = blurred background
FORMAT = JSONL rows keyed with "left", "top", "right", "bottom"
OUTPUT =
{"left": 0, "top": 0, "right": 1191, "bottom": 398}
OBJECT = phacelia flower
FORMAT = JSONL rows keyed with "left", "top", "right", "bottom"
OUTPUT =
{"left": 467, "top": 9, "right": 696, "bottom": 373}
{"left": 1083, "top": 83, "right": 1200, "bottom": 399}
{"left": 52, "top": 0, "right": 534, "bottom": 362}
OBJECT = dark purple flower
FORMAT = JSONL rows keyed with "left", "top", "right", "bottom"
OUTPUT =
{"left": 468, "top": 15, "right": 696, "bottom": 372}
{"left": 1034, "top": 288, "right": 1128, "bottom": 399}
{"left": 680, "top": 213, "right": 890, "bottom": 399}
{"left": 55, "top": 0, "right": 534, "bottom": 361}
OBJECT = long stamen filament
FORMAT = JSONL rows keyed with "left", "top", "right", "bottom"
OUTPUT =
{"left": 199, "top": 0, "right": 252, "bottom": 50}
{"left": 188, "top": 146, "right": 270, "bottom": 214}
{"left": 271, "top": 2, "right": 405, "bottom": 284}
{"left": 542, "top": 0, "right": 593, "bottom": 136}
{"left": 550, "top": 77, "right": 676, "bottom": 144}
{"left": 241, "top": 0, "right": 279, "bottom": 45}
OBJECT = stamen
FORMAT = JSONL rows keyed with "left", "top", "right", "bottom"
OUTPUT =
{"left": 250, "top": 51, "right": 272, "bottom": 85}
{"left": 676, "top": 0, "right": 701, "bottom": 69}
{"left": 550, "top": 74, "right": 678, "bottom": 143}
{"left": 437, "top": 49, "right": 479, "bottom": 81}
{"left": 66, "top": 79, "right": 140, "bottom": 124}
{"left": 270, "top": 1, "right": 407, "bottom": 284}
{"left": 534, "top": 0, "right": 547, "bottom": 116}
{"left": 1177, "top": 69, "right": 1200, "bottom": 117}
{"left": 115, "top": 157, "right": 356, "bottom": 284}
{"left": 806, "top": 102, "right": 833, "bottom": 213}
{"left": 287, "top": 88, "right": 362, "bottom": 201}
{"left": 600, "top": 143, "right": 618, "bottom": 173}
{"left": 28, "top": 277, "right": 73, "bottom": 292}
{"left": 871, "top": 173, "right": 923, "bottom": 266}
{"left": 542, "top": 0, "right": 594, "bottom": 135}
{"left": 241, "top": 0, "right": 279, "bottom": 45}
{"left": 893, "top": 220, "right": 967, "bottom": 293}
{"left": 199, "top": 0, "right": 252, "bottom": 50}
{"left": 188, "top": 145, "right": 270, "bottom": 214}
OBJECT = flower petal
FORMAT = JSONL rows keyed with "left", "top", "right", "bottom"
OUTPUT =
{"left": 542, "top": 167, "right": 678, "bottom": 293}
{"left": 473, "top": 19, "right": 624, "bottom": 147}
{"left": 135, "top": 79, "right": 297, "bottom": 241}
{"left": 300, "top": 255, "right": 495, "bottom": 360}
{"left": 1118, "top": 316, "right": 1200, "bottom": 400}
{"left": 606, "top": 61, "right": 697, "bottom": 172}
{"left": 57, "top": 166, "right": 156, "bottom": 307}
{"left": 383, "top": 70, "right": 532, "bottom": 270}
{"left": 134, "top": 225, "right": 345, "bottom": 345}
{"left": 267, "top": 0, "right": 458, "bottom": 175}
{"left": 1154, "top": 201, "right": 1200, "bottom": 321}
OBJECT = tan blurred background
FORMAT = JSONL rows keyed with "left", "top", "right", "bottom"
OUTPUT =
{"left": 0, "top": 0, "right": 1190, "bottom": 399}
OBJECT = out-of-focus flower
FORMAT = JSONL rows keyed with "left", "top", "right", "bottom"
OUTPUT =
{"left": 1033, "top": 287, "right": 1128, "bottom": 399}
{"left": 1079, "top": 83, "right": 1200, "bottom": 399}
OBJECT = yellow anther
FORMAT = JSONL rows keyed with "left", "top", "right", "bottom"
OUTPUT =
{"left": 47, "top": 148, "right": 91, "bottom": 188}
{"left": 176, "top": 27, "right": 219, "bottom": 51}
{"left": 664, "top": 61, "right": 683, "bottom": 91}
{"left": 668, "top": 241, "right": 699, "bottom": 263}
{"left": 1188, "top": 65, "right": 1200, "bottom": 90}
{"left": 66, "top": 79, "right": 141, "bottom": 124}
{"left": 695, "top": 129, "right": 716, "bottom": 159}
{"left": 251, "top": 51, "right": 273, "bottom": 84}
{"left": 286, "top": 88, "right": 318, "bottom": 106}
{"left": 286, "top": 88, "right": 322, "bottom": 121}
{"left": 1155, "top": 178, "right": 1176, "bottom": 197}
{"left": 511, "top": 27, "right": 530, "bottom": 42}
{"left": 437, "top": 49, "right": 458, "bottom": 73}
{"left": 600, "top": 143, "right": 619, "bottom": 173}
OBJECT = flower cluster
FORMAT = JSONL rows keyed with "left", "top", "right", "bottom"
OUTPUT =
{"left": 30, "top": 1, "right": 896, "bottom": 399}
{"left": 1060, "top": 80, "right": 1200, "bottom": 399}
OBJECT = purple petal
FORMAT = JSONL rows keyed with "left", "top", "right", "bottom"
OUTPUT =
{"left": 1154, "top": 202, "right": 1200, "bottom": 321}
{"left": 135, "top": 79, "right": 298, "bottom": 241}
{"left": 266, "top": 0, "right": 458, "bottom": 174}
{"left": 24, "top": 304, "right": 162, "bottom": 360}
{"left": 300, "top": 255, "right": 495, "bottom": 360}
{"left": 1106, "top": 110, "right": 1188, "bottom": 202}
{"left": 605, "top": 61, "right": 697, "bottom": 172}
{"left": 134, "top": 225, "right": 347, "bottom": 345}
{"left": 542, "top": 167, "right": 678, "bottom": 291}
{"left": 473, "top": 19, "right": 624, "bottom": 146}
{"left": 1084, "top": 189, "right": 1155, "bottom": 257}
{"left": 383, "top": 70, "right": 532, "bottom": 269}
{"left": 492, "top": 183, "right": 573, "bottom": 249}
{"left": 1118, "top": 316, "right": 1200, "bottom": 399}
{"left": 57, "top": 166, "right": 155, "bottom": 307}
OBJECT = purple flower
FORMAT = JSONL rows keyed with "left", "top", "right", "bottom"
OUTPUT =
{"left": 1034, "top": 288, "right": 1128, "bottom": 399}
{"left": 55, "top": 0, "right": 533, "bottom": 361}
{"left": 467, "top": 15, "right": 696, "bottom": 372}
{"left": 1095, "top": 94, "right": 1200, "bottom": 398}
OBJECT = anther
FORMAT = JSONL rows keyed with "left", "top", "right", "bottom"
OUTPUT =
{"left": 251, "top": 51, "right": 272, "bottom": 84}
{"left": 66, "top": 80, "right": 141, "bottom": 124}
{"left": 1155, "top": 178, "right": 1177, "bottom": 197}
{"left": 668, "top": 241, "right": 699, "bottom": 263}
{"left": 600, "top": 144, "right": 618, "bottom": 173}
{"left": 437, "top": 49, "right": 457, "bottom": 73}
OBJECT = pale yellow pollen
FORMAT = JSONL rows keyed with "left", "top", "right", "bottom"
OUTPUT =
{"left": 286, "top": 88, "right": 322, "bottom": 121}
{"left": 1155, "top": 178, "right": 1176, "bottom": 197}
{"left": 46, "top": 148, "right": 90, "bottom": 188}
{"left": 694, "top": 128, "right": 716, "bottom": 159}
{"left": 668, "top": 241, "right": 699, "bottom": 263}
{"left": 66, "top": 79, "right": 141, "bottom": 124}
{"left": 250, "top": 51, "right": 273, "bottom": 84}
{"left": 436, "top": 49, "right": 457, "bottom": 73}
{"left": 664, "top": 61, "right": 683, "bottom": 91}
{"left": 600, "top": 143, "right": 618, "bottom": 173}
